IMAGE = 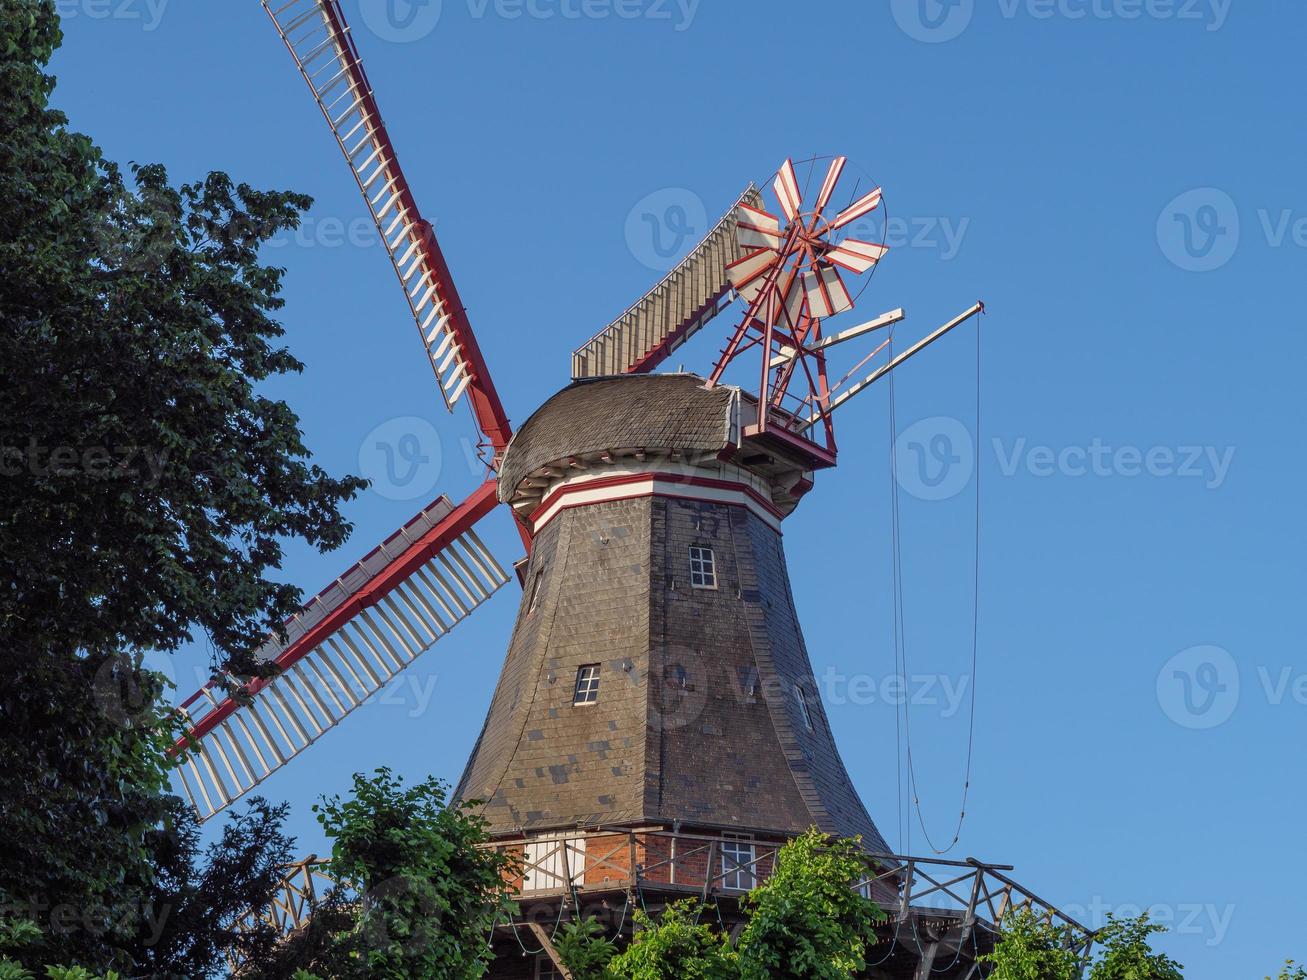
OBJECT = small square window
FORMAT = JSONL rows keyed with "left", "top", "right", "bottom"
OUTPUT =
{"left": 535, "top": 955, "right": 562, "bottom": 980}
{"left": 689, "top": 546, "right": 717, "bottom": 589}
{"left": 573, "top": 664, "right": 601, "bottom": 705}
{"left": 795, "top": 685, "right": 814, "bottom": 731}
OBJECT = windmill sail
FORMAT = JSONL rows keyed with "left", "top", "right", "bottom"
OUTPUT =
{"left": 571, "top": 186, "right": 763, "bottom": 379}
{"left": 263, "top": 0, "right": 514, "bottom": 456}
{"left": 171, "top": 482, "right": 510, "bottom": 820}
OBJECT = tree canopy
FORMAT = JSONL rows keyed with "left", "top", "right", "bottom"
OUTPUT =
{"left": 0, "top": 1, "right": 363, "bottom": 971}
{"left": 735, "top": 830, "right": 885, "bottom": 979}
{"left": 0, "top": 1, "right": 365, "bottom": 667}
{"left": 253, "top": 770, "right": 519, "bottom": 979}
{"left": 979, "top": 910, "right": 1185, "bottom": 980}
{"left": 555, "top": 831, "right": 885, "bottom": 980}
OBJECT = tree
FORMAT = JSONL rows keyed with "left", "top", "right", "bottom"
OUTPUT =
{"left": 130, "top": 797, "right": 296, "bottom": 976}
{"left": 0, "top": 797, "right": 294, "bottom": 978}
{"left": 263, "top": 770, "right": 518, "bottom": 979}
{"left": 1270, "top": 963, "right": 1307, "bottom": 980}
{"left": 1090, "top": 914, "right": 1183, "bottom": 980}
{"left": 978, "top": 909, "right": 1083, "bottom": 980}
{"left": 735, "top": 830, "right": 884, "bottom": 979}
{"left": 554, "top": 917, "right": 619, "bottom": 980}
{"left": 981, "top": 910, "right": 1189, "bottom": 980}
{"left": 0, "top": 1, "right": 363, "bottom": 971}
{"left": 0, "top": 2, "right": 365, "bottom": 667}
{"left": 606, "top": 901, "right": 736, "bottom": 980}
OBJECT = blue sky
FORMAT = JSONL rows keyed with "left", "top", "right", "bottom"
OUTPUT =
{"left": 49, "top": 1, "right": 1303, "bottom": 974}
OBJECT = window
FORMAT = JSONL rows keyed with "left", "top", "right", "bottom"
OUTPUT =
{"left": 573, "top": 664, "right": 601, "bottom": 705}
{"left": 535, "top": 955, "right": 562, "bottom": 979}
{"left": 719, "top": 837, "right": 756, "bottom": 892}
{"left": 738, "top": 665, "right": 760, "bottom": 698}
{"left": 527, "top": 565, "right": 546, "bottom": 613}
{"left": 689, "top": 546, "right": 717, "bottom": 589}
{"left": 524, "top": 835, "right": 587, "bottom": 893}
{"left": 795, "top": 685, "right": 814, "bottom": 731}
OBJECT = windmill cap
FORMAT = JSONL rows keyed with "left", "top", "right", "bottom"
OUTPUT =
{"left": 499, "top": 374, "right": 735, "bottom": 505}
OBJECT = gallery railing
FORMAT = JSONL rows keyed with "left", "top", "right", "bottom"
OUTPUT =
{"left": 231, "top": 828, "right": 1097, "bottom": 973}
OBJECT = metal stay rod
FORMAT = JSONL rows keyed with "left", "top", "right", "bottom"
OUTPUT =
{"left": 807, "top": 301, "right": 984, "bottom": 425}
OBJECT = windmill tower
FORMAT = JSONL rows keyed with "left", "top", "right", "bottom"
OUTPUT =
{"left": 171, "top": 3, "right": 1037, "bottom": 976}
{"left": 457, "top": 372, "right": 892, "bottom": 846}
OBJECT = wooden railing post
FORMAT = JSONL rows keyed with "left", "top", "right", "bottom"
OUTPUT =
{"left": 701, "top": 840, "right": 718, "bottom": 902}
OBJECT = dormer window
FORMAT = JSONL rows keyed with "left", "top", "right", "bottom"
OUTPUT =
{"left": 527, "top": 565, "right": 546, "bottom": 614}
{"left": 795, "top": 684, "right": 814, "bottom": 731}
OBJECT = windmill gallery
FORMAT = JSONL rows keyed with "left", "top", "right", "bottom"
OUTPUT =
{"left": 158, "top": 1, "right": 1101, "bottom": 976}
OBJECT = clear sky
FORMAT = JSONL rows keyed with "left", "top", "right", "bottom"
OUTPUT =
{"left": 49, "top": 1, "right": 1303, "bottom": 975}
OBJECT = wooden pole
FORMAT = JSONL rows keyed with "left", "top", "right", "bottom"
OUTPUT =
{"left": 806, "top": 302, "right": 984, "bottom": 425}
{"left": 526, "top": 922, "right": 575, "bottom": 980}
{"left": 769, "top": 308, "right": 906, "bottom": 366}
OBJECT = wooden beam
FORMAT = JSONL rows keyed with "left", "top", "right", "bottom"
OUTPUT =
{"left": 806, "top": 302, "right": 984, "bottom": 425}
{"left": 913, "top": 935, "right": 941, "bottom": 980}
{"left": 526, "top": 921, "right": 575, "bottom": 980}
{"left": 769, "top": 308, "right": 906, "bottom": 366}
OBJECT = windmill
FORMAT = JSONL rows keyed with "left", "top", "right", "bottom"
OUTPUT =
{"left": 172, "top": 2, "right": 1058, "bottom": 975}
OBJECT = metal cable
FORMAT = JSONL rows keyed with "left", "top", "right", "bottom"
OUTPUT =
{"left": 888, "top": 309, "right": 984, "bottom": 855}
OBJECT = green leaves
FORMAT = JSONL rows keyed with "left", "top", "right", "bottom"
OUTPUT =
{"left": 735, "top": 830, "right": 885, "bottom": 980}
{"left": 606, "top": 902, "right": 736, "bottom": 980}
{"left": 979, "top": 909, "right": 1084, "bottom": 980}
{"left": 1, "top": 6, "right": 366, "bottom": 666}
{"left": 0, "top": 1, "right": 362, "bottom": 973}
{"left": 1090, "top": 915, "right": 1183, "bottom": 980}
{"left": 555, "top": 917, "right": 619, "bottom": 979}
{"left": 560, "top": 831, "right": 885, "bottom": 980}
{"left": 267, "top": 769, "right": 518, "bottom": 979}
{"left": 980, "top": 911, "right": 1187, "bottom": 980}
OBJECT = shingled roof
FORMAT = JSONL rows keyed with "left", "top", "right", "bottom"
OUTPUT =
{"left": 499, "top": 374, "right": 735, "bottom": 503}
